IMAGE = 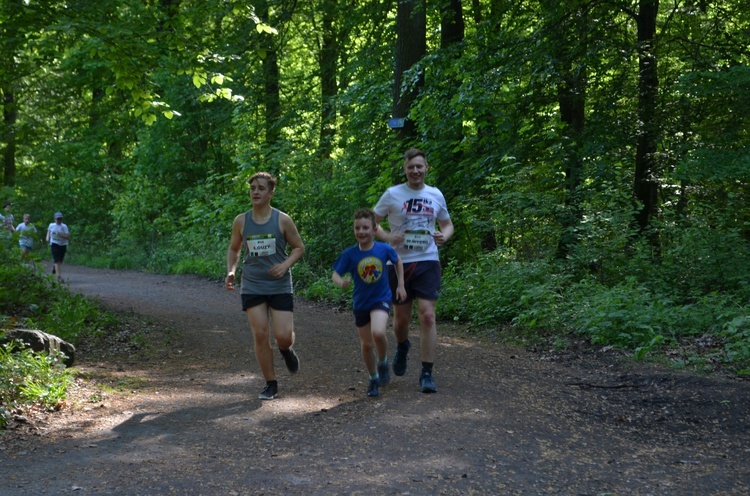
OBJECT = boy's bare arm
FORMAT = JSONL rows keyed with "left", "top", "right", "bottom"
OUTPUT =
{"left": 332, "top": 270, "right": 351, "bottom": 290}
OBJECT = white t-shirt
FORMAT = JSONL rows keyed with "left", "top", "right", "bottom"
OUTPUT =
{"left": 374, "top": 183, "right": 450, "bottom": 263}
{"left": 16, "top": 222, "right": 37, "bottom": 248}
{"left": 47, "top": 222, "right": 70, "bottom": 246}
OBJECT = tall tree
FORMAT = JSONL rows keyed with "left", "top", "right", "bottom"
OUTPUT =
{"left": 544, "top": 1, "right": 588, "bottom": 259}
{"left": 432, "top": 0, "right": 466, "bottom": 198}
{"left": 317, "top": 0, "right": 338, "bottom": 163}
{"left": 392, "top": 0, "right": 426, "bottom": 145}
{"left": 256, "top": 0, "right": 283, "bottom": 148}
{"left": 1, "top": 81, "right": 16, "bottom": 188}
{"left": 0, "top": 0, "right": 26, "bottom": 187}
{"left": 629, "top": 0, "right": 660, "bottom": 235}
{"left": 440, "top": 0, "right": 464, "bottom": 154}
{"left": 440, "top": 0, "right": 464, "bottom": 48}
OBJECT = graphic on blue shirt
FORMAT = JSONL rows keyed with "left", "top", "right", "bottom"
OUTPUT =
{"left": 358, "top": 256, "right": 383, "bottom": 284}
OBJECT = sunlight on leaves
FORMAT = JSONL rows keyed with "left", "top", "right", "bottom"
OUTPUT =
{"left": 192, "top": 71, "right": 207, "bottom": 89}
{"left": 256, "top": 23, "right": 278, "bottom": 35}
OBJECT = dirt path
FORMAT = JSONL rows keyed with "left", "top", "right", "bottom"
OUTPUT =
{"left": 2, "top": 265, "right": 749, "bottom": 495}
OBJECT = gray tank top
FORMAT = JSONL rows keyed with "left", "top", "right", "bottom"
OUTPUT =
{"left": 240, "top": 208, "right": 293, "bottom": 295}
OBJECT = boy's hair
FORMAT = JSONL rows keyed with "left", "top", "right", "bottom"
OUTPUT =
{"left": 247, "top": 172, "right": 277, "bottom": 191}
{"left": 353, "top": 208, "right": 376, "bottom": 226}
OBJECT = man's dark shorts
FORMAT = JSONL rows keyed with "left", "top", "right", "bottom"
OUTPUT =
{"left": 388, "top": 260, "right": 441, "bottom": 303}
{"left": 50, "top": 243, "right": 67, "bottom": 263}
{"left": 353, "top": 301, "right": 391, "bottom": 327}
{"left": 242, "top": 294, "right": 294, "bottom": 312}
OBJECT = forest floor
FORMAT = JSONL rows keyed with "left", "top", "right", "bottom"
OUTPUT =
{"left": 1, "top": 265, "right": 749, "bottom": 495}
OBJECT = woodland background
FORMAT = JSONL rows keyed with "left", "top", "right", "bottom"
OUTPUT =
{"left": 2, "top": 0, "right": 750, "bottom": 372}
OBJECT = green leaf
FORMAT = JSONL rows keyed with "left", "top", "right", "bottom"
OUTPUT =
{"left": 192, "top": 72, "right": 207, "bottom": 88}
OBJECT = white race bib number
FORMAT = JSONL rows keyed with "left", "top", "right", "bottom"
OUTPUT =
{"left": 246, "top": 234, "right": 276, "bottom": 257}
{"left": 403, "top": 230, "right": 431, "bottom": 251}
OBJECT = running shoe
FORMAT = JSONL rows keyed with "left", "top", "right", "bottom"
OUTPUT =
{"left": 419, "top": 371, "right": 437, "bottom": 393}
{"left": 377, "top": 360, "right": 390, "bottom": 386}
{"left": 367, "top": 378, "right": 379, "bottom": 397}
{"left": 392, "top": 340, "right": 411, "bottom": 376}
{"left": 258, "top": 383, "right": 278, "bottom": 400}
{"left": 281, "top": 348, "right": 299, "bottom": 374}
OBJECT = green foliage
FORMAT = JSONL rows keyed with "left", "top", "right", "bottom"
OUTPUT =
{"left": 657, "top": 225, "right": 750, "bottom": 299}
{"left": 301, "top": 276, "right": 350, "bottom": 308}
{"left": 0, "top": 343, "right": 74, "bottom": 429}
{"left": 292, "top": 262, "right": 349, "bottom": 307}
{"left": 438, "top": 255, "right": 564, "bottom": 328}
{"left": 0, "top": 254, "right": 112, "bottom": 345}
{"left": 564, "top": 280, "right": 675, "bottom": 350}
{"left": 563, "top": 280, "right": 750, "bottom": 365}
{"left": 722, "top": 316, "right": 750, "bottom": 373}
{"left": 32, "top": 293, "right": 109, "bottom": 344}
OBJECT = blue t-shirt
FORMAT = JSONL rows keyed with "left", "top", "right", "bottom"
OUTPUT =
{"left": 333, "top": 241, "right": 400, "bottom": 311}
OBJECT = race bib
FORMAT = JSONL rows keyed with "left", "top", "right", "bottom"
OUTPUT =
{"left": 403, "top": 230, "right": 431, "bottom": 251}
{"left": 246, "top": 234, "right": 276, "bottom": 257}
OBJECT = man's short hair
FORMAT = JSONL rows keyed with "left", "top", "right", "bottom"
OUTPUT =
{"left": 247, "top": 172, "right": 278, "bottom": 191}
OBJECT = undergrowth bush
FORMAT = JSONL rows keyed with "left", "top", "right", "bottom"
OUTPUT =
{"left": 296, "top": 262, "right": 350, "bottom": 307}
{"left": 561, "top": 277, "right": 750, "bottom": 363}
{"left": 0, "top": 263, "right": 111, "bottom": 345}
{"left": 0, "top": 343, "right": 74, "bottom": 429}
{"left": 563, "top": 279, "right": 674, "bottom": 352}
{"left": 438, "top": 255, "right": 563, "bottom": 328}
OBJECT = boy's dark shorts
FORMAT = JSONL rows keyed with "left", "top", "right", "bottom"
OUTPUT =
{"left": 242, "top": 293, "right": 294, "bottom": 312}
{"left": 353, "top": 301, "right": 391, "bottom": 327}
{"left": 50, "top": 243, "right": 67, "bottom": 263}
{"left": 388, "top": 260, "right": 441, "bottom": 303}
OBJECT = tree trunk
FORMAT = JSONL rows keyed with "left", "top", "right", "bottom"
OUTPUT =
{"left": 633, "top": 0, "right": 660, "bottom": 235}
{"left": 470, "top": 0, "right": 483, "bottom": 24}
{"left": 441, "top": 0, "right": 465, "bottom": 48}
{"left": 1, "top": 0, "right": 22, "bottom": 187}
{"left": 392, "top": 0, "right": 426, "bottom": 145}
{"left": 2, "top": 85, "right": 16, "bottom": 187}
{"left": 548, "top": 2, "right": 588, "bottom": 259}
{"left": 555, "top": 71, "right": 587, "bottom": 259}
{"left": 318, "top": 0, "right": 338, "bottom": 165}
{"left": 257, "top": 0, "right": 282, "bottom": 148}
{"left": 435, "top": 0, "right": 466, "bottom": 199}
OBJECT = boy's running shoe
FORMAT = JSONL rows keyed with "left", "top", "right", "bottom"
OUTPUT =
{"left": 377, "top": 360, "right": 390, "bottom": 386}
{"left": 392, "top": 340, "right": 411, "bottom": 376}
{"left": 367, "top": 378, "right": 379, "bottom": 397}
